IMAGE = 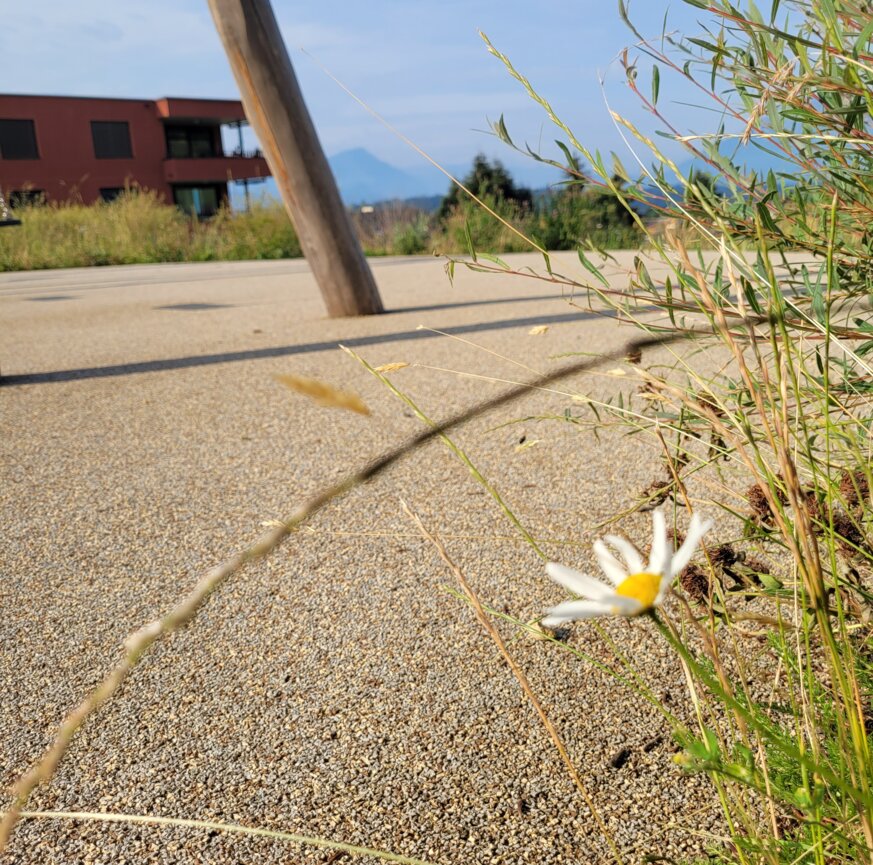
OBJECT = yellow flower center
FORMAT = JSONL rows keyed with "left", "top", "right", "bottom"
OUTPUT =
{"left": 615, "top": 572, "right": 661, "bottom": 610}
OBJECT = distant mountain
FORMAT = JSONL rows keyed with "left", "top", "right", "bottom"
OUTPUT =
{"left": 401, "top": 194, "right": 443, "bottom": 213}
{"left": 328, "top": 148, "right": 422, "bottom": 204}
{"left": 228, "top": 147, "right": 453, "bottom": 208}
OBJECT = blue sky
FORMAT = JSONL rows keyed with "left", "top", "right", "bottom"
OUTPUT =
{"left": 3, "top": 1, "right": 711, "bottom": 187}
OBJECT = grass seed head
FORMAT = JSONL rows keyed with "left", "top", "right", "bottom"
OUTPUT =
{"left": 679, "top": 563, "right": 712, "bottom": 603}
{"left": 746, "top": 484, "right": 775, "bottom": 525}
{"left": 839, "top": 468, "right": 869, "bottom": 512}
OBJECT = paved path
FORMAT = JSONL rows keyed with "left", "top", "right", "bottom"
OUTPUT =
{"left": 1, "top": 254, "right": 721, "bottom": 864}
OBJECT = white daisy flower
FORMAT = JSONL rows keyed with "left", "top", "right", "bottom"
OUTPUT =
{"left": 541, "top": 510, "right": 713, "bottom": 627}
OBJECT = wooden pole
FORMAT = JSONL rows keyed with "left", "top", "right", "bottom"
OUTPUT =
{"left": 207, "top": 0, "right": 384, "bottom": 317}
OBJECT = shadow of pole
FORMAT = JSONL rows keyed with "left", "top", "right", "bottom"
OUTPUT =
{"left": 2, "top": 307, "right": 639, "bottom": 386}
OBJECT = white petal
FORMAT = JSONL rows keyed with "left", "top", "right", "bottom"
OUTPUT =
{"left": 546, "top": 561, "right": 614, "bottom": 601}
{"left": 604, "top": 534, "right": 645, "bottom": 575}
{"left": 542, "top": 599, "right": 613, "bottom": 625}
{"left": 593, "top": 540, "right": 628, "bottom": 585}
{"left": 648, "top": 509, "right": 670, "bottom": 575}
{"left": 669, "top": 513, "right": 714, "bottom": 577}
{"left": 542, "top": 596, "right": 641, "bottom": 626}
{"left": 607, "top": 593, "right": 645, "bottom": 615}
{"left": 655, "top": 575, "right": 672, "bottom": 604}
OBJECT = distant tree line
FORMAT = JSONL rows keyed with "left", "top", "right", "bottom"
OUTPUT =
{"left": 432, "top": 153, "right": 641, "bottom": 253}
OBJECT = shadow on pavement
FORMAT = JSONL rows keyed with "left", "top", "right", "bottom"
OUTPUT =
{"left": 2, "top": 306, "right": 620, "bottom": 386}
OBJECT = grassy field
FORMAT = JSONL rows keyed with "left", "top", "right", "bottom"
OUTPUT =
{"left": 0, "top": 187, "right": 644, "bottom": 271}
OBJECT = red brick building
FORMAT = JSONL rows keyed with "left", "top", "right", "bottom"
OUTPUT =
{"left": 0, "top": 94, "right": 271, "bottom": 216}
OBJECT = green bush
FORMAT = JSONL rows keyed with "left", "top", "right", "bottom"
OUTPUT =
{"left": 535, "top": 184, "right": 641, "bottom": 250}
{"left": 437, "top": 153, "right": 533, "bottom": 221}
{"left": 435, "top": 194, "right": 536, "bottom": 254}
{"left": 0, "top": 174, "right": 650, "bottom": 273}
{"left": 199, "top": 203, "right": 302, "bottom": 261}
{"left": 390, "top": 214, "right": 431, "bottom": 255}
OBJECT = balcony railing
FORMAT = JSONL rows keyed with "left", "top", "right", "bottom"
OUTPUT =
{"left": 164, "top": 147, "right": 265, "bottom": 160}
{"left": 226, "top": 146, "right": 264, "bottom": 159}
{"left": 163, "top": 154, "right": 271, "bottom": 183}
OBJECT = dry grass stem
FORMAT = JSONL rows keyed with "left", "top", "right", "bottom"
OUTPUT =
{"left": 16, "top": 810, "right": 440, "bottom": 865}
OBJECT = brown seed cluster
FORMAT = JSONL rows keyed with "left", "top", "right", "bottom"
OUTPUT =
{"left": 679, "top": 563, "right": 712, "bottom": 603}
{"left": 746, "top": 484, "right": 775, "bottom": 525}
{"left": 797, "top": 487, "right": 821, "bottom": 525}
{"left": 625, "top": 345, "right": 642, "bottom": 365}
{"left": 774, "top": 812, "right": 801, "bottom": 840}
{"left": 798, "top": 481, "right": 869, "bottom": 560}
{"left": 639, "top": 478, "right": 673, "bottom": 511}
{"left": 742, "top": 556, "right": 771, "bottom": 578}
{"left": 831, "top": 510, "right": 865, "bottom": 558}
{"left": 839, "top": 468, "right": 869, "bottom": 512}
{"left": 710, "top": 544, "right": 740, "bottom": 569}
{"left": 749, "top": 472, "right": 872, "bottom": 562}
{"left": 678, "top": 540, "right": 775, "bottom": 605}
{"left": 695, "top": 390, "right": 726, "bottom": 419}
{"left": 666, "top": 527, "right": 686, "bottom": 548}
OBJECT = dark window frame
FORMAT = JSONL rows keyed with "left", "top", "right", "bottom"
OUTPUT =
{"left": 165, "top": 125, "right": 220, "bottom": 159}
{"left": 91, "top": 120, "right": 133, "bottom": 159}
{"left": 172, "top": 183, "right": 225, "bottom": 218}
{"left": 0, "top": 119, "right": 39, "bottom": 160}
{"left": 99, "top": 187, "right": 125, "bottom": 203}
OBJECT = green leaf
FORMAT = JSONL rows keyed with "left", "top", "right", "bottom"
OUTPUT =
{"left": 577, "top": 248, "right": 610, "bottom": 288}
{"left": 755, "top": 201, "right": 780, "bottom": 235}
{"left": 636, "top": 257, "right": 655, "bottom": 292}
{"left": 854, "top": 17, "right": 873, "bottom": 60}
{"left": 651, "top": 64, "right": 660, "bottom": 105}
{"left": 665, "top": 276, "right": 676, "bottom": 325}
{"left": 811, "top": 284, "right": 827, "bottom": 324}
{"left": 463, "top": 219, "right": 476, "bottom": 262}
{"left": 492, "top": 114, "right": 514, "bottom": 147}
{"left": 759, "top": 573, "right": 784, "bottom": 591}
{"left": 703, "top": 727, "right": 721, "bottom": 760}
{"left": 542, "top": 250, "right": 553, "bottom": 275}
{"left": 611, "top": 154, "right": 629, "bottom": 183}
{"left": 475, "top": 252, "right": 510, "bottom": 270}
{"left": 555, "top": 140, "right": 580, "bottom": 175}
{"left": 742, "top": 278, "right": 763, "bottom": 315}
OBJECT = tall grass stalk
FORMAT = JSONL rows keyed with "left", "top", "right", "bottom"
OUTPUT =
{"left": 418, "top": 1, "right": 873, "bottom": 861}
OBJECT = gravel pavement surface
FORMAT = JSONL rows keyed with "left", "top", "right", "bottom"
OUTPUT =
{"left": 1, "top": 253, "right": 729, "bottom": 864}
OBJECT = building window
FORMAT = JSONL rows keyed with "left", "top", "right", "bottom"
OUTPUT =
{"left": 91, "top": 121, "right": 132, "bottom": 159}
{"left": 173, "top": 184, "right": 224, "bottom": 218}
{"left": 165, "top": 125, "right": 219, "bottom": 159}
{"left": 99, "top": 187, "right": 125, "bottom": 203}
{"left": 0, "top": 119, "right": 39, "bottom": 159}
{"left": 9, "top": 189, "right": 46, "bottom": 207}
